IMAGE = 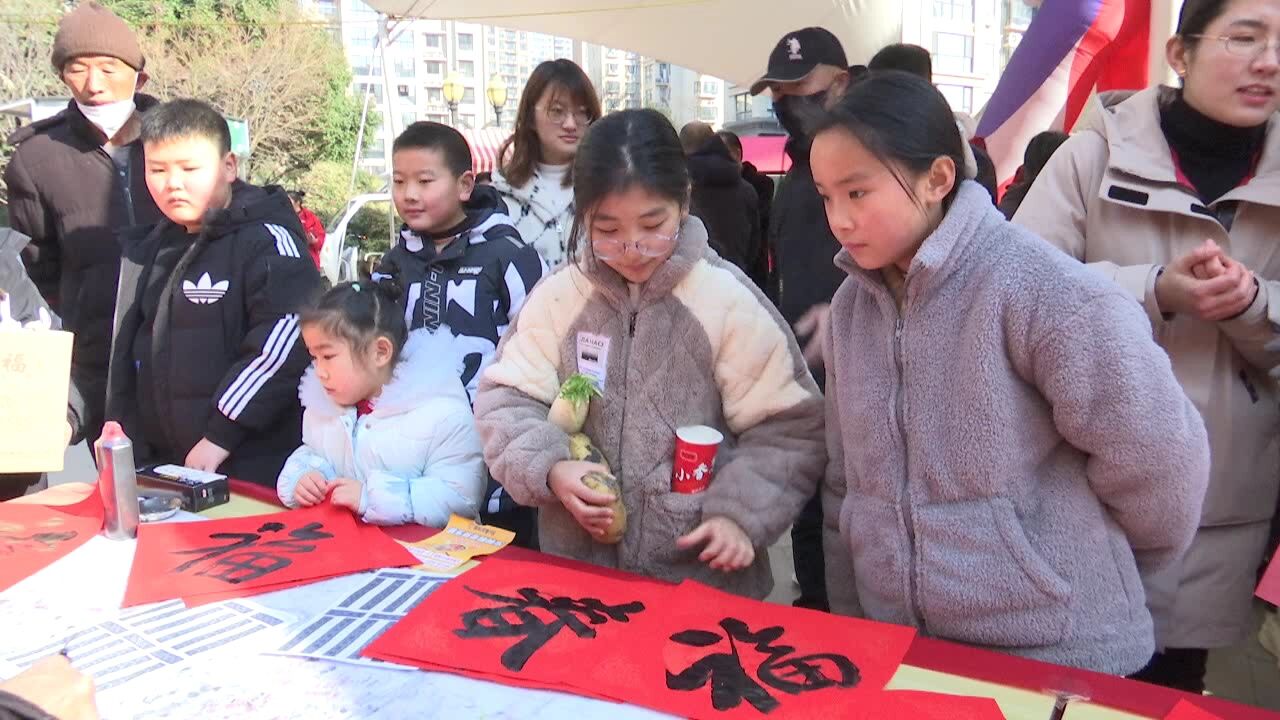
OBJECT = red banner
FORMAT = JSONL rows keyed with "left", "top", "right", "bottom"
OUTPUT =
{"left": 839, "top": 690, "right": 1005, "bottom": 719}
{"left": 1257, "top": 553, "right": 1280, "bottom": 606}
{"left": 1165, "top": 699, "right": 1224, "bottom": 720}
{"left": 365, "top": 556, "right": 918, "bottom": 719}
{"left": 123, "top": 503, "right": 417, "bottom": 607}
{"left": 0, "top": 487, "right": 103, "bottom": 592}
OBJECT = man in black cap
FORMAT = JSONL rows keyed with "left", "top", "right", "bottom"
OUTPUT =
{"left": 750, "top": 27, "right": 856, "bottom": 613}
{"left": 4, "top": 1, "right": 164, "bottom": 449}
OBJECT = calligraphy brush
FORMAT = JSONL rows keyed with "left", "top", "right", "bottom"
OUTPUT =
{"left": 57, "top": 627, "right": 93, "bottom": 660}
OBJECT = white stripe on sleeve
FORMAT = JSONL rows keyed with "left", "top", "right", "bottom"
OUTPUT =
{"left": 265, "top": 224, "right": 301, "bottom": 258}
{"left": 217, "top": 314, "right": 300, "bottom": 421}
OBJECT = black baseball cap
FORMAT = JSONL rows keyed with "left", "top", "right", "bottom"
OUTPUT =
{"left": 750, "top": 27, "right": 848, "bottom": 96}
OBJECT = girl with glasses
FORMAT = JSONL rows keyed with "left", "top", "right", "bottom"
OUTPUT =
{"left": 492, "top": 60, "right": 601, "bottom": 270}
{"left": 474, "top": 109, "right": 825, "bottom": 599}
{"left": 1014, "top": 0, "right": 1280, "bottom": 691}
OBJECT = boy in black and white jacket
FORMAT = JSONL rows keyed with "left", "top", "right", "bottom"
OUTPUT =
{"left": 374, "top": 121, "right": 545, "bottom": 544}
{"left": 106, "top": 99, "right": 321, "bottom": 487}
{"left": 374, "top": 122, "right": 545, "bottom": 400}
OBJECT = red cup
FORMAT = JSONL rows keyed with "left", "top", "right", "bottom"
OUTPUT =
{"left": 672, "top": 425, "right": 723, "bottom": 494}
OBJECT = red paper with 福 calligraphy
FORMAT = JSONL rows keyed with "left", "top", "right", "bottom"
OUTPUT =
{"left": 363, "top": 556, "right": 917, "bottom": 719}
{"left": 0, "top": 486, "right": 103, "bottom": 592}
{"left": 1164, "top": 700, "right": 1224, "bottom": 720}
{"left": 1257, "top": 552, "right": 1280, "bottom": 606}
{"left": 122, "top": 502, "right": 417, "bottom": 607}
{"left": 609, "top": 580, "right": 917, "bottom": 719}
{"left": 363, "top": 554, "right": 673, "bottom": 699}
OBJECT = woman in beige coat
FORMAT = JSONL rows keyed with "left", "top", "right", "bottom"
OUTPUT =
{"left": 1014, "top": 0, "right": 1280, "bottom": 691}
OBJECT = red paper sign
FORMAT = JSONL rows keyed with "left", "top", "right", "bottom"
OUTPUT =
{"left": 364, "top": 556, "right": 917, "bottom": 719}
{"left": 364, "top": 554, "right": 674, "bottom": 691}
{"left": 840, "top": 691, "right": 1005, "bottom": 719}
{"left": 609, "top": 580, "right": 916, "bottom": 719}
{"left": 1165, "top": 700, "right": 1224, "bottom": 720}
{"left": 1257, "top": 552, "right": 1280, "bottom": 606}
{"left": 123, "top": 503, "right": 417, "bottom": 607}
{"left": 0, "top": 488, "right": 103, "bottom": 592}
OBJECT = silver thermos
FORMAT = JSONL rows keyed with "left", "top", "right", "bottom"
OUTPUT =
{"left": 95, "top": 421, "right": 139, "bottom": 540}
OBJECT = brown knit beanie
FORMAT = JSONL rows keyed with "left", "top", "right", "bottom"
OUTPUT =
{"left": 51, "top": 1, "right": 146, "bottom": 72}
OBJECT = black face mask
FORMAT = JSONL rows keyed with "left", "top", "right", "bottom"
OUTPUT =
{"left": 773, "top": 90, "right": 829, "bottom": 142}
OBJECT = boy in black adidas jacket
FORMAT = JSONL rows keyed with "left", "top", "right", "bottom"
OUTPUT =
{"left": 374, "top": 121, "right": 545, "bottom": 543}
{"left": 106, "top": 99, "right": 320, "bottom": 487}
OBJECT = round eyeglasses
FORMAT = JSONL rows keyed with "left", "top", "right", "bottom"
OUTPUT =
{"left": 540, "top": 105, "right": 593, "bottom": 127}
{"left": 1186, "top": 32, "right": 1280, "bottom": 62}
{"left": 591, "top": 231, "right": 679, "bottom": 261}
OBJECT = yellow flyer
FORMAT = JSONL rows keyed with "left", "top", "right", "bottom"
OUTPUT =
{"left": 403, "top": 514, "right": 515, "bottom": 574}
{"left": 0, "top": 330, "right": 73, "bottom": 473}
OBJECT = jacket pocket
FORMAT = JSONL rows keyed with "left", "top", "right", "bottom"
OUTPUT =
{"left": 842, "top": 490, "right": 914, "bottom": 626}
{"left": 636, "top": 491, "right": 709, "bottom": 584}
{"left": 915, "top": 497, "right": 1071, "bottom": 648}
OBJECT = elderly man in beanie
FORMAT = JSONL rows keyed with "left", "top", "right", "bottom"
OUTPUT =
{"left": 4, "top": 1, "right": 163, "bottom": 450}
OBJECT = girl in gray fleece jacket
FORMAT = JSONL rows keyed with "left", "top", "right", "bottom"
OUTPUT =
{"left": 811, "top": 72, "right": 1211, "bottom": 675}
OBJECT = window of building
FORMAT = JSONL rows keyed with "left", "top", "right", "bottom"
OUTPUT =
{"left": 401, "top": 111, "right": 417, "bottom": 128}
{"left": 932, "top": 0, "right": 974, "bottom": 22}
{"left": 460, "top": 114, "right": 475, "bottom": 129}
{"left": 458, "top": 60, "right": 475, "bottom": 77}
{"left": 394, "top": 58, "right": 415, "bottom": 78}
{"left": 355, "top": 82, "right": 384, "bottom": 102}
{"left": 426, "top": 87, "right": 443, "bottom": 103}
{"left": 423, "top": 33, "right": 444, "bottom": 49}
{"left": 700, "top": 80, "right": 718, "bottom": 95}
{"left": 936, "top": 83, "right": 974, "bottom": 113}
{"left": 351, "top": 55, "right": 379, "bottom": 77}
{"left": 397, "top": 84, "right": 412, "bottom": 99}
{"left": 458, "top": 33, "right": 474, "bottom": 51}
{"left": 425, "top": 60, "right": 444, "bottom": 75}
{"left": 1009, "top": 0, "right": 1036, "bottom": 27}
{"left": 933, "top": 32, "right": 975, "bottom": 74}
{"left": 462, "top": 88, "right": 476, "bottom": 104}
{"left": 734, "top": 92, "right": 751, "bottom": 120}
{"left": 698, "top": 105, "right": 718, "bottom": 122}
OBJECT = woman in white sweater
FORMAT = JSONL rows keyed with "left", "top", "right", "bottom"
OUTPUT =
{"left": 492, "top": 60, "right": 602, "bottom": 269}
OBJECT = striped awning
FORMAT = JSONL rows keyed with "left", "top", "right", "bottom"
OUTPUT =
{"left": 460, "top": 128, "right": 512, "bottom": 175}
{"left": 740, "top": 134, "right": 791, "bottom": 175}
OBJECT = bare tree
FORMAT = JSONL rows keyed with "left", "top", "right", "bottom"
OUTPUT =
{"left": 0, "top": 0, "right": 67, "bottom": 204}
{"left": 137, "top": 4, "right": 355, "bottom": 183}
{"left": 2, "top": 1, "right": 358, "bottom": 202}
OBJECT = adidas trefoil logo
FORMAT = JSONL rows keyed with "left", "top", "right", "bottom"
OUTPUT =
{"left": 183, "top": 272, "right": 230, "bottom": 305}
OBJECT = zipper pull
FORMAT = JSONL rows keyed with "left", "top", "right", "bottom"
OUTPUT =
{"left": 628, "top": 312, "right": 637, "bottom": 337}
{"left": 895, "top": 319, "right": 903, "bottom": 340}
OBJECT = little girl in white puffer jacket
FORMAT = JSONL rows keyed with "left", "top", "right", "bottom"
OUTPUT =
{"left": 277, "top": 281, "right": 484, "bottom": 527}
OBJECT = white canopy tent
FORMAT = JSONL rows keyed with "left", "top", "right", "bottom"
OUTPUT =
{"left": 360, "top": 0, "right": 900, "bottom": 89}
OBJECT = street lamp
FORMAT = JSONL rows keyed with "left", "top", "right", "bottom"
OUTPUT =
{"left": 486, "top": 73, "right": 508, "bottom": 128}
{"left": 442, "top": 73, "right": 464, "bottom": 126}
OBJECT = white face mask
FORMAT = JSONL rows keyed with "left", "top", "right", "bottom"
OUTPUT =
{"left": 76, "top": 75, "right": 138, "bottom": 141}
